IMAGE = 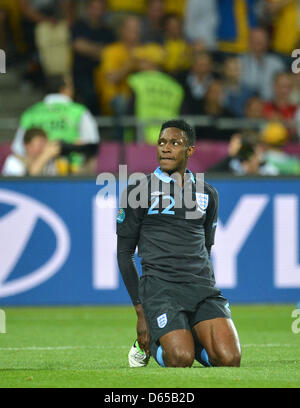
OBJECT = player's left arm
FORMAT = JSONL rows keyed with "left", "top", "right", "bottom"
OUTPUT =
{"left": 204, "top": 185, "right": 219, "bottom": 256}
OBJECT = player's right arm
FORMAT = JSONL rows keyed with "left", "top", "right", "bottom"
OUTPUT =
{"left": 116, "top": 184, "right": 150, "bottom": 354}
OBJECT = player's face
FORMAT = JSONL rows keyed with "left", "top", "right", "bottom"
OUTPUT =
{"left": 157, "top": 127, "right": 194, "bottom": 174}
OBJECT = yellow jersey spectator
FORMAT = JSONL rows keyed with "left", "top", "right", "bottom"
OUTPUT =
{"left": 165, "top": 0, "right": 187, "bottom": 16}
{"left": 95, "top": 15, "right": 142, "bottom": 115}
{"left": 107, "top": 0, "right": 146, "bottom": 14}
{"left": 163, "top": 13, "right": 191, "bottom": 74}
{"left": 107, "top": 0, "right": 187, "bottom": 16}
{"left": 266, "top": 0, "right": 300, "bottom": 55}
{"left": 0, "top": 0, "right": 26, "bottom": 52}
{"left": 95, "top": 15, "right": 165, "bottom": 115}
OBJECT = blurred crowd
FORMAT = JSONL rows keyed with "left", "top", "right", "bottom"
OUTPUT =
{"left": 1, "top": 0, "right": 300, "bottom": 176}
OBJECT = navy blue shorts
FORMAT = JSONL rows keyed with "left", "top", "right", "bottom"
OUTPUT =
{"left": 139, "top": 275, "right": 231, "bottom": 345}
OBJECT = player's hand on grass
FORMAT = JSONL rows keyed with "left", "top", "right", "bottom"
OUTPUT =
{"left": 135, "top": 304, "right": 150, "bottom": 355}
{"left": 137, "top": 315, "right": 150, "bottom": 355}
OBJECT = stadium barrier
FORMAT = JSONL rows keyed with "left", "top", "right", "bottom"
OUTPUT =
{"left": 1, "top": 115, "right": 300, "bottom": 173}
{"left": 0, "top": 114, "right": 299, "bottom": 143}
{"left": 1, "top": 140, "right": 300, "bottom": 175}
{"left": 0, "top": 176, "right": 299, "bottom": 305}
{"left": 0, "top": 115, "right": 267, "bottom": 135}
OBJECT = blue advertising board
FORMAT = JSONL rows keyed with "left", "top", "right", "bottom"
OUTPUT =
{"left": 0, "top": 177, "right": 299, "bottom": 305}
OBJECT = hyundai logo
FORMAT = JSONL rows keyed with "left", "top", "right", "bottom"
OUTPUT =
{"left": 0, "top": 189, "right": 70, "bottom": 297}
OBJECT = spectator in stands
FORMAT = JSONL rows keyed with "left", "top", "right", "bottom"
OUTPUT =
{"left": 0, "top": 7, "right": 6, "bottom": 51}
{"left": 261, "top": 121, "right": 300, "bottom": 174}
{"left": 263, "top": 72, "right": 297, "bottom": 122}
{"left": 198, "top": 80, "right": 233, "bottom": 117}
{"left": 106, "top": 0, "right": 146, "bottom": 15}
{"left": 244, "top": 96, "right": 264, "bottom": 120}
{"left": 20, "top": 0, "right": 75, "bottom": 85}
{"left": 233, "top": 141, "right": 262, "bottom": 175}
{"left": 183, "top": 0, "right": 218, "bottom": 50}
{"left": 208, "top": 131, "right": 279, "bottom": 175}
{"left": 12, "top": 75, "right": 100, "bottom": 174}
{"left": 165, "top": 0, "right": 187, "bottom": 17}
{"left": 0, "top": 0, "right": 26, "bottom": 53}
{"left": 107, "top": 0, "right": 185, "bottom": 18}
{"left": 72, "top": 0, "right": 115, "bottom": 115}
{"left": 95, "top": 15, "right": 142, "bottom": 115}
{"left": 2, "top": 128, "right": 61, "bottom": 176}
{"left": 293, "top": 105, "right": 300, "bottom": 142}
{"left": 20, "top": 0, "right": 75, "bottom": 26}
{"left": 222, "top": 56, "right": 256, "bottom": 117}
{"left": 260, "top": 0, "right": 300, "bottom": 55}
{"left": 141, "top": 0, "right": 165, "bottom": 44}
{"left": 179, "top": 52, "right": 215, "bottom": 115}
{"left": 163, "top": 13, "right": 191, "bottom": 75}
{"left": 239, "top": 27, "right": 286, "bottom": 100}
{"left": 290, "top": 72, "right": 300, "bottom": 105}
{"left": 231, "top": 138, "right": 273, "bottom": 175}
{"left": 127, "top": 44, "right": 184, "bottom": 144}
{"left": 207, "top": 132, "right": 243, "bottom": 172}
{"left": 187, "top": 79, "right": 236, "bottom": 140}
{"left": 191, "top": 39, "right": 207, "bottom": 55}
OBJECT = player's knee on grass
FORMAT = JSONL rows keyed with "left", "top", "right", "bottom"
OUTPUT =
{"left": 210, "top": 348, "right": 241, "bottom": 367}
{"left": 164, "top": 346, "right": 195, "bottom": 368}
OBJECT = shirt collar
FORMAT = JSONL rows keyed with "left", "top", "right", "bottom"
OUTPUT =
{"left": 44, "top": 94, "right": 72, "bottom": 104}
{"left": 154, "top": 167, "right": 195, "bottom": 184}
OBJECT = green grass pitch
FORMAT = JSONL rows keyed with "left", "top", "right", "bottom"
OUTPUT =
{"left": 0, "top": 304, "right": 299, "bottom": 388}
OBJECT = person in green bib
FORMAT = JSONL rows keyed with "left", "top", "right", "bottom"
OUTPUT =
{"left": 12, "top": 75, "right": 100, "bottom": 174}
{"left": 127, "top": 44, "right": 184, "bottom": 144}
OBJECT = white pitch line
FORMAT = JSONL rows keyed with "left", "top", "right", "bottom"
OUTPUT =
{"left": 0, "top": 344, "right": 294, "bottom": 351}
{"left": 0, "top": 345, "right": 128, "bottom": 351}
{"left": 242, "top": 344, "right": 293, "bottom": 348}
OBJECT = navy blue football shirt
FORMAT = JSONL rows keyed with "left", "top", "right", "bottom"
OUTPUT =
{"left": 117, "top": 167, "right": 218, "bottom": 285}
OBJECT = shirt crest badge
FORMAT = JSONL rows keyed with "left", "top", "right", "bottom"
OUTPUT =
{"left": 157, "top": 313, "right": 168, "bottom": 328}
{"left": 195, "top": 193, "right": 209, "bottom": 212}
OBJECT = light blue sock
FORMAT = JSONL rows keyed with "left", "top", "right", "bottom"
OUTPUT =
{"left": 156, "top": 345, "right": 165, "bottom": 367}
{"left": 156, "top": 344, "right": 211, "bottom": 368}
{"left": 200, "top": 348, "right": 212, "bottom": 367}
